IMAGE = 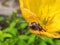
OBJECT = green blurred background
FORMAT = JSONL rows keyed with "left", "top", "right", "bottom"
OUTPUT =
{"left": 0, "top": 11, "right": 60, "bottom": 45}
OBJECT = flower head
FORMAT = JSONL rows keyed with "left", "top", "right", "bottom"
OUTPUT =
{"left": 19, "top": 0, "right": 60, "bottom": 38}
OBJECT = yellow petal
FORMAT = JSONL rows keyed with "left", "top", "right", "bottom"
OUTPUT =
{"left": 19, "top": 0, "right": 60, "bottom": 38}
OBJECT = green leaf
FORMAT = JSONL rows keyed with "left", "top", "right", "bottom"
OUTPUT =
{"left": 27, "top": 35, "right": 35, "bottom": 45}
{"left": 18, "top": 35, "right": 29, "bottom": 40}
{"left": 0, "top": 31, "right": 12, "bottom": 41}
{"left": 3, "top": 28, "right": 18, "bottom": 36}
{"left": 44, "top": 37, "right": 54, "bottom": 45}
{"left": 0, "top": 17, "right": 4, "bottom": 21}
{"left": 18, "top": 40, "right": 26, "bottom": 45}
{"left": 0, "top": 42, "right": 3, "bottom": 45}
{"left": 9, "top": 21, "right": 16, "bottom": 28}
{"left": 11, "top": 12, "right": 17, "bottom": 20}
{"left": 18, "top": 35, "right": 29, "bottom": 45}
{"left": 55, "top": 39, "right": 60, "bottom": 45}
{"left": 19, "top": 22, "right": 28, "bottom": 29}
{"left": 39, "top": 41, "right": 47, "bottom": 45}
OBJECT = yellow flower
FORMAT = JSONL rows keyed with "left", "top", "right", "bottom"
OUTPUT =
{"left": 19, "top": 0, "right": 60, "bottom": 38}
